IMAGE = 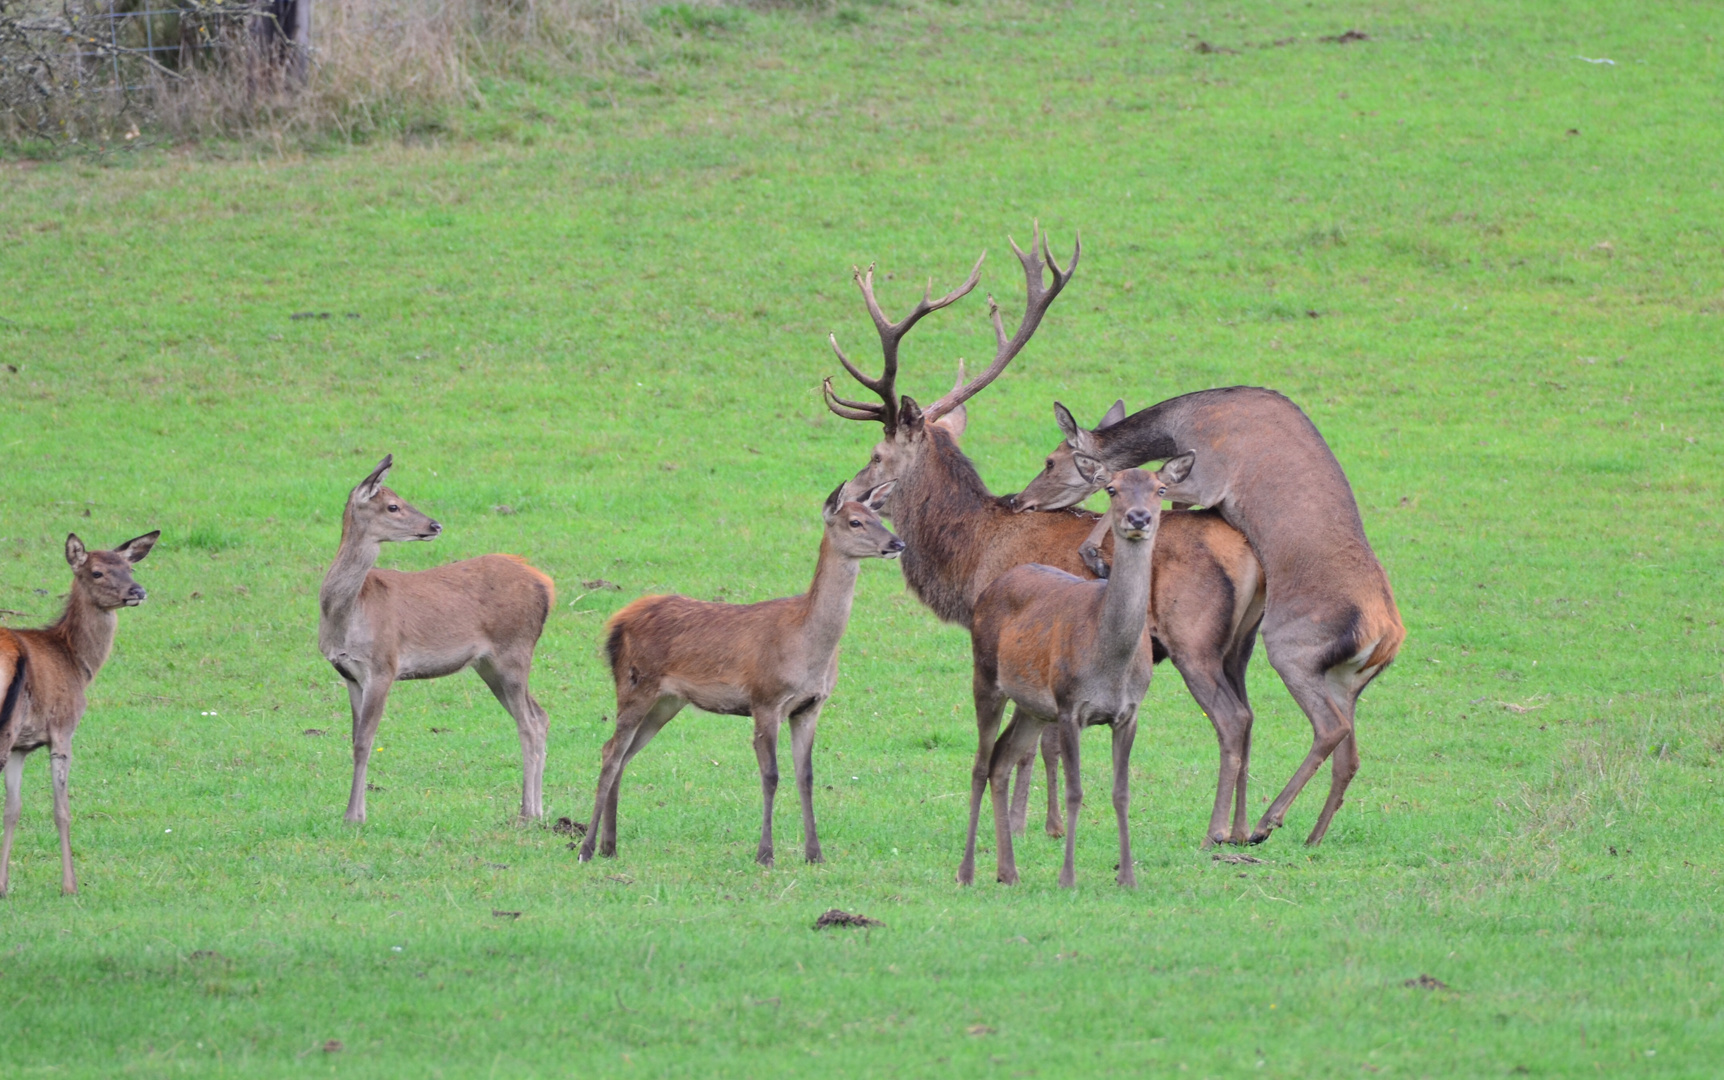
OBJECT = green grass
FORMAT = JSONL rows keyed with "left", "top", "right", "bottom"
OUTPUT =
{"left": 2, "top": 0, "right": 1723, "bottom": 1075}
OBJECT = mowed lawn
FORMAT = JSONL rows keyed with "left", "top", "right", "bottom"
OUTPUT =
{"left": 2, "top": 0, "right": 1722, "bottom": 1075}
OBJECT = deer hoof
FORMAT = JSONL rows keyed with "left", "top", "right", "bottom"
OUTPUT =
{"left": 956, "top": 865, "right": 975, "bottom": 886}
{"left": 996, "top": 869, "right": 1019, "bottom": 886}
{"left": 804, "top": 850, "right": 824, "bottom": 865}
{"left": 1117, "top": 872, "right": 1137, "bottom": 889}
{"left": 1045, "top": 822, "right": 1065, "bottom": 839}
{"left": 756, "top": 851, "right": 775, "bottom": 868}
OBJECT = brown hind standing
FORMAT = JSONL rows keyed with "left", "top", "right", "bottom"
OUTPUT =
{"left": 319, "top": 455, "right": 555, "bottom": 824}
{"left": 825, "top": 227, "right": 1267, "bottom": 851}
{"left": 1013, "top": 387, "right": 1406, "bottom": 845}
{"left": 971, "top": 466, "right": 1180, "bottom": 888}
{"left": 0, "top": 530, "right": 158, "bottom": 896}
{"left": 580, "top": 482, "right": 902, "bottom": 867}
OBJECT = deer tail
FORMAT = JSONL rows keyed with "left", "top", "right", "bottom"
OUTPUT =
{"left": 0, "top": 640, "right": 24, "bottom": 742}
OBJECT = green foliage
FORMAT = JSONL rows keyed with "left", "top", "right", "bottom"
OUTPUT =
{"left": 1, "top": 0, "right": 1722, "bottom": 1075}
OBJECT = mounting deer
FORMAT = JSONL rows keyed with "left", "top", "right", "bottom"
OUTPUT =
{"left": 319, "top": 455, "right": 554, "bottom": 824}
{"left": 971, "top": 465, "right": 1183, "bottom": 887}
{"left": 1013, "top": 387, "right": 1405, "bottom": 845}
{"left": 1, "top": 530, "right": 158, "bottom": 896}
{"left": 579, "top": 481, "right": 903, "bottom": 867}
{"left": 823, "top": 227, "right": 1267, "bottom": 853}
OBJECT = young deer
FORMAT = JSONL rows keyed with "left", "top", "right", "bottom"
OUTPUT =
{"left": 968, "top": 466, "right": 1181, "bottom": 887}
{"left": 825, "top": 229, "right": 1266, "bottom": 850}
{"left": 319, "top": 456, "right": 555, "bottom": 824}
{"left": 1, "top": 530, "right": 158, "bottom": 896}
{"left": 579, "top": 481, "right": 902, "bottom": 867}
{"left": 1013, "top": 387, "right": 1405, "bottom": 845}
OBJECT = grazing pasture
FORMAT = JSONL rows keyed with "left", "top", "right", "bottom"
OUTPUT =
{"left": 2, "top": 0, "right": 1721, "bottom": 1074}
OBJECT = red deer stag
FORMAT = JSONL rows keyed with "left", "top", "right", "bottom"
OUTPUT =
{"left": 823, "top": 227, "right": 1266, "bottom": 854}
{"left": 319, "top": 455, "right": 554, "bottom": 824}
{"left": 1, "top": 530, "right": 158, "bottom": 896}
{"left": 1013, "top": 387, "right": 1406, "bottom": 845}
{"left": 972, "top": 465, "right": 1184, "bottom": 887}
{"left": 579, "top": 481, "right": 902, "bottom": 867}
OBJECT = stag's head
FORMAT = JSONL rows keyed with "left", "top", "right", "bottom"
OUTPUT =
{"left": 345, "top": 455, "right": 443, "bottom": 544}
{"left": 821, "top": 480, "right": 905, "bottom": 560}
{"left": 824, "top": 225, "right": 1080, "bottom": 514}
{"left": 66, "top": 531, "right": 158, "bottom": 610}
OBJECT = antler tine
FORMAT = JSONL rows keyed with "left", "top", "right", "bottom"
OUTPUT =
{"left": 823, "top": 377, "right": 885, "bottom": 421}
{"left": 828, "top": 252, "right": 985, "bottom": 432}
{"left": 923, "top": 226, "right": 1081, "bottom": 423}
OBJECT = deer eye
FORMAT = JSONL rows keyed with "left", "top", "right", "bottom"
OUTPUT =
{"left": 849, "top": 519, "right": 863, "bottom": 528}
{"left": 1105, "top": 486, "right": 1117, "bottom": 496}
{"left": 1045, "top": 459, "right": 1054, "bottom": 471}
{"left": 387, "top": 504, "right": 400, "bottom": 512}
{"left": 91, "top": 570, "right": 104, "bottom": 579}
{"left": 1159, "top": 487, "right": 1168, "bottom": 497}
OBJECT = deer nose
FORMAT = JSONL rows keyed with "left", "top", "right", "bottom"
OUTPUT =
{"left": 427, "top": 520, "right": 443, "bottom": 536}
{"left": 126, "top": 585, "right": 147, "bottom": 604}
{"left": 1011, "top": 494, "right": 1035, "bottom": 513}
{"left": 886, "top": 538, "right": 906, "bottom": 553}
{"left": 1124, "top": 509, "right": 1155, "bottom": 531}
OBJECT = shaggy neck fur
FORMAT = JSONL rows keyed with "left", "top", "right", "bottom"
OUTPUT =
{"left": 892, "top": 426, "right": 1015, "bottom": 628}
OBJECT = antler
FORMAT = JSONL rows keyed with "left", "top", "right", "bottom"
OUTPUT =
{"left": 823, "top": 254, "right": 985, "bottom": 432}
{"left": 922, "top": 223, "right": 1080, "bottom": 424}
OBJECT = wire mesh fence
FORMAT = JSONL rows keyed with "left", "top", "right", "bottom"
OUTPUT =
{"left": 0, "top": 0, "right": 305, "bottom": 142}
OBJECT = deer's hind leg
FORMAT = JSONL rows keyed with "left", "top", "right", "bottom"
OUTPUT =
{"left": 959, "top": 680, "right": 1009, "bottom": 887}
{"left": 581, "top": 691, "right": 680, "bottom": 861}
{"left": 786, "top": 697, "right": 827, "bottom": 864}
{"left": 1, "top": 750, "right": 23, "bottom": 896}
{"left": 1007, "top": 720, "right": 1064, "bottom": 839}
{"left": 988, "top": 709, "right": 1046, "bottom": 886}
{"left": 1251, "top": 642, "right": 1360, "bottom": 846}
{"left": 475, "top": 654, "right": 549, "bottom": 821}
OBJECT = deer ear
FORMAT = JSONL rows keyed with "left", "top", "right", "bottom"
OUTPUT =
{"left": 65, "top": 533, "right": 88, "bottom": 569}
{"left": 898, "top": 396, "right": 924, "bottom": 431}
{"left": 932, "top": 401, "right": 967, "bottom": 440}
{"left": 356, "top": 454, "right": 393, "bottom": 502}
{"left": 861, "top": 480, "right": 896, "bottom": 512}
{"left": 1073, "top": 453, "right": 1111, "bottom": 487}
{"left": 1098, "top": 399, "right": 1127, "bottom": 429}
{"left": 115, "top": 530, "right": 160, "bottom": 564}
{"left": 822, "top": 482, "right": 846, "bottom": 523}
{"left": 1053, "top": 401, "right": 1082, "bottom": 441}
{"left": 1160, "top": 451, "right": 1197, "bottom": 485}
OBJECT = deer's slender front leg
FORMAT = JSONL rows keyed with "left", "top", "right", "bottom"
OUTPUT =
{"left": 787, "top": 698, "right": 826, "bottom": 864}
{"left": 1057, "top": 715, "right": 1084, "bottom": 889}
{"left": 960, "top": 684, "right": 1009, "bottom": 886}
{"left": 1111, "top": 714, "right": 1139, "bottom": 888}
{"left": 1, "top": 751, "right": 23, "bottom": 896}
{"left": 751, "top": 704, "right": 787, "bottom": 867}
{"left": 345, "top": 676, "right": 394, "bottom": 825}
{"left": 1040, "top": 725, "right": 1064, "bottom": 838}
{"left": 50, "top": 749, "right": 75, "bottom": 894}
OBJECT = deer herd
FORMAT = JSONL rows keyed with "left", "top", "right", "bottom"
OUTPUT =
{"left": 0, "top": 226, "right": 1404, "bottom": 897}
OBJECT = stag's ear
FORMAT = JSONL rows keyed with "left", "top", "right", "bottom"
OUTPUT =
{"left": 822, "top": 482, "right": 847, "bottom": 524}
{"left": 115, "top": 530, "right": 160, "bottom": 564}
{"left": 1073, "top": 452, "right": 1111, "bottom": 488}
{"left": 356, "top": 454, "right": 393, "bottom": 502}
{"left": 860, "top": 480, "right": 896, "bottom": 512}
{"left": 1053, "top": 401, "right": 1082, "bottom": 441}
{"left": 1098, "top": 399, "right": 1127, "bottom": 429}
{"left": 1160, "top": 451, "right": 1197, "bottom": 485}
{"left": 932, "top": 402, "right": 967, "bottom": 440}
{"left": 898, "top": 396, "right": 924, "bottom": 431}
{"left": 65, "top": 533, "right": 88, "bottom": 569}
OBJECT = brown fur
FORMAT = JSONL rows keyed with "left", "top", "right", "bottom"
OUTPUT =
{"left": 319, "top": 456, "right": 554, "bottom": 824}
{"left": 1, "top": 531, "right": 158, "bottom": 896}
{"left": 580, "top": 485, "right": 902, "bottom": 867}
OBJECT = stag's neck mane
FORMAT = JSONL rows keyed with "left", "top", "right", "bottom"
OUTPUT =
{"left": 892, "top": 426, "right": 1017, "bottom": 629}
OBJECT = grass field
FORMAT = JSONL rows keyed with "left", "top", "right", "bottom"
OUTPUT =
{"left": 3, "top": 0, "right": 1723, "bottom": 1075}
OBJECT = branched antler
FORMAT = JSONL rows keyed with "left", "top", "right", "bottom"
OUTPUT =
{"left": 823, "top": 254, "right": 984, "bottom": 432}
{"left": 922, "top": 223, "right": 1080, "bottom": 424}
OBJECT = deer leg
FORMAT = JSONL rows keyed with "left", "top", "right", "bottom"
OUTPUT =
{"left": 1008, "top": 706, "right": 1033, "bottom": 837}
{"left": 50, "top": 749, "right": 75, "bottom": 895}
{"left": 1251, "top": 660, "right": 1354, "bottom": 845}
{"left": 1223, "top": 593, "right": 1264, "bottom": 845}
{"left": 1040, "top": 724, "right": 1065, "bottom": 839}
{"left": 583, "top": 694, "right": 679, "bottom": 861}
{"left": 1079, "top": 512, "right": 1112, "bottom": 579}
{"left": 959, "top": 684, "right": 1009, "bottom": 886}
{"left": 1111, "top": 714, "right": 1139, "bottom": 888}
{"left": 751, "top": 704, "right": 787, "bottom": 867}
{"left": 475, "top": 657, "right": 548, "bottom": 821}
{"left": 344, "top": 677, "right": 393, "bottom": 825}
{"left": 1177, "top": 666, "right": 1254, "bottom": 849}
{"left": 988, "top": 711, "right": 1044, "bottom": 885}
{"left": 786, "top": 699, "right": 826, "bottom": 864}
{"left": 1, "top": 751, "right": 23, "bottom": 897}
{"left": 1057, "top": 714, "right": 1084, "bottom": 889}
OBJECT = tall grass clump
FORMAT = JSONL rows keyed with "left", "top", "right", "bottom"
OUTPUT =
{"left": 1, "top": 0, "right": 657, "bottom": 149}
